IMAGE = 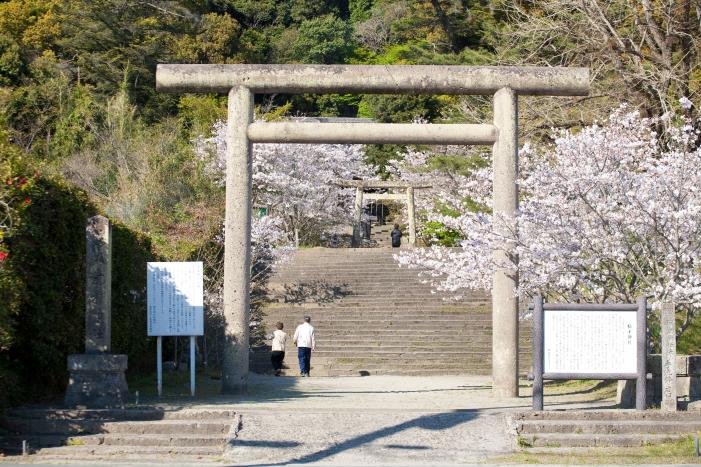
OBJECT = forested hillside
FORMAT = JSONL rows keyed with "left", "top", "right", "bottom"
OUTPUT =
{"left": 1, "top": 0, "right": 699, "bottom": 406}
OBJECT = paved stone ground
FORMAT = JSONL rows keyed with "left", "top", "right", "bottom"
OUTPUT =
{"left": 167, "top": 374, "right": 617, "bottom": 466}
{"left": 1, "top": 374, "right": 620, "bottom": 466}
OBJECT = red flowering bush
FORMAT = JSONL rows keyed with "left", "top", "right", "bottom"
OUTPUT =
{"left": 1, "top": 169, "right": 37, "bottom": 266}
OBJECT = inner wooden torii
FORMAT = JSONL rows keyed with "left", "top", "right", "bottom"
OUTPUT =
{"left": 335, "top": 179, "right": 431, "bottom": 246}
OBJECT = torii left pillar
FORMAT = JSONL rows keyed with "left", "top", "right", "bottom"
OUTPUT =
{"left": 221, "top": 87, "right": 254, "bottom": 393}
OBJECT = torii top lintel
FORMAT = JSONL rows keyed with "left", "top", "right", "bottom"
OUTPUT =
{"left": 156, "top": 64, "right": 589, "bottom": 96}
{"left": 335, "top": 180, "right": 432, "bottom": 189}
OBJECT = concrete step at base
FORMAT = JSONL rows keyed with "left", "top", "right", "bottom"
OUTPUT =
{"left": 0, "top": 433, "right": 228, "bottom": 448}
{"left": 27, "top": 444, "right": 223, "bottom": 458}
{"left": 521, "top": 433, "right": 685, "bottom": 448}
{"left": 513, "top": 410, "right": 701, "bottom": 422}
{"left": 518, "top": 420, "right": 701, "bottom": 435}
{"left": 76, "top": 433, "right": 228, "bottom": 447}
{"left": 4, "top": 408, "right": 236, "bottom": 421}
{"left": 2, "top": 418, "right": 233, "bottom": 436}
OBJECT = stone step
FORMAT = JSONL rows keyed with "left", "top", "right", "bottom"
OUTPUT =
{"left": 4, "top": 408, "right": 235, "bottom": 421}
{"left": 317, "top": 361, "right": 492, "bottom": 369}
{"left": 517, "top": 419, "right": 701, "bottom": 434}
{"left": 27, "top": 444, "right": 223, "bottom": 458}
{"left": 268, "top": 306, "right": 494, "bottom": 312}
{"left": 272, "top": 332, "right": 500, "bottom": 339}
{"left": 279, "top": 342, "right": 496, "bottom": 350}
{"left": 249, "top": 366, "right": 495, "bottom": 376}
{"left": 520, "top": 433, "right": 685, "bottom": 448}
{"left": 272, "top": 301, "right": 490, "bottom": 308}
{"left": 262, "top": 320, "right": 497, "bottom": 326}
{"left": 266, "top": 326, "right": 498, "bottom": 332}
{"left": 264, "top": 316, "right": 498, "bottom": 322}
{"left": 264, "top": 310, "right": 492, "bottom": 316}
{"left": 269, "top": 275, "right": 458, "bottom": 281}
{"left": 310, "top": 350, "right": 531, "bottom": 357}
{"left": 264, "top": 246, "right": 527, "bottom": 376}
{"left": 0, "top": 433, "right": 228, "bottom": 448}
{"left": 2, "top": 417, "right": 233, "bottom": 436}
{"left": 264, "top": 306, "right": 492, "bottom": 312}
{"left": 265, "top": 297, "right": 491, "bottom": 303}
{"left": 323, "top": 368, "right": 492, "bottom": 376}
{"left": 512, "top": 410, "right": 701, "bottom": 421}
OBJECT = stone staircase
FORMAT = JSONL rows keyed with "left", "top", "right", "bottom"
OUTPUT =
{"left": 0, "top": 407, "right": 236, "bottom": 461}
{"left": 510, "top": 410, "right": 701, "bottom": 448}
{"left": 253, "top": 247, "right": 531, "bottom": 376}
{"left": 370, "top": 222, "right": 395, "bottom": 247}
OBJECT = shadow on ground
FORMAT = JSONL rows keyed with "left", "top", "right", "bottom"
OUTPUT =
{"left": 226, "top": 409, "right": 483, "bottom": 466}
{"left": 277, "top": 280, "right": 352, "bottom": 305}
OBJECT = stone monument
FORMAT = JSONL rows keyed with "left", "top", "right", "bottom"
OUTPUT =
{"left": 65, "top": 215, "right": 129, "bottom": 408}
{"left": 660, "top": 302, "right": 677, "bottom": 411}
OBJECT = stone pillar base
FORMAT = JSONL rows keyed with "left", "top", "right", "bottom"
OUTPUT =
{"left": 65, "top": 354, "right": 128, "bottom": 408}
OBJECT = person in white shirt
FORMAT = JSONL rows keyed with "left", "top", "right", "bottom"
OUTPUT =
{"left": 270, "top": 322, "right": 288, "bottom": 376}
{"left": 293, "top": 316, "right": 315, "bottom": 377}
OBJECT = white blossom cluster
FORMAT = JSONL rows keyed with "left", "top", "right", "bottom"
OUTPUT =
{"left": 195, "top": 120, "right": 374, "bottom": 247}
{"left": 395, "top": 108, "right": 701, "bottom": 309}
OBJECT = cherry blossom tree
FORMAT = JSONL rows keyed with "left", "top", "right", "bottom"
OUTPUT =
{"left": 195, "top": 120, "right": 373, "bottom": 246}
{"left": 193, "top": 120, "right": 373, "bottom": 360}
{"left": 395, "top": 106, "right": 701, "bottom": 336}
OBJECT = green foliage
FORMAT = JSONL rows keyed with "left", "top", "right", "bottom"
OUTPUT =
{"left": 110, "top": 222, "right": 158, "bottom": 375}
{"left": 174, "top": 13, "right": 242, "bottom": 64}
{"left": 0, "top": 34, "right": 24, "bottom": 86}
{"left": 421, "top": 221, "right": 462, "bottom": 246}
{"left": 349, "top": 0, "right": 373, "bottom": 23}
{"left": 678, "top": 314, "right": 701, "bottom": 355}
{"left": 364, "top": 144, "right": 405, "bottom": 178}
{"left": 290, "top": 14, "right": 354, "bottom": 64}
{"left": 0, "top": 167, "right": 157, "bottom": 409}
{"left": 315, "top": 94, "right": 362, "bottom": 116}
{"left": 362, "top": 94, "right": 442, "bottom": 123}
{"left": 1, "top": 173, "right": 93, "bottom": 407}
{"left": 177, "top": 94, "right": 227, "bottom": 137}
{"left": 55, "top": 0, "right": 190, "bottom": 112}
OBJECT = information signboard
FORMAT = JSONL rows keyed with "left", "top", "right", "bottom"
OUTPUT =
{"left": 543, "top": 310, "right": 637, "bottom": 375}
{"left": 531, "top": 296, "right": 647, "bottom": 411}
{"left": 147, "top": 262, "right": 204, "bottom": 337}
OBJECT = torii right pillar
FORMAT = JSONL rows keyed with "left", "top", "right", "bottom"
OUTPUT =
{"left": 492, "top": 87, "right": 519, "bottom": 398}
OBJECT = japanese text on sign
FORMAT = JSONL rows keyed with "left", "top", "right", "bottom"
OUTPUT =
{"left": 147, "top": 262, "right": 204, "bottom": 336}
{"left": 543, "top": 310, "right": 636, "bottom": 374}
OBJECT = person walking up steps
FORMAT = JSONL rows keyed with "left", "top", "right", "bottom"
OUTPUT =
{"left": 391, "top": 223, "right": 402, "bottom": 248}
{"left": 269, "top": 322, "right": 287, "bottom": 376}
{"left": 293, "top": 316, "right": 315, "bottom": 377}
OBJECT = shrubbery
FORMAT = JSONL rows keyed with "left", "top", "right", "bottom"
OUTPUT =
{"left": 0, "top": 160, "right": 157, "bottom": 408}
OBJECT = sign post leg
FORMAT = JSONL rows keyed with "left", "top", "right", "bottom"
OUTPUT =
{"left": 190, "top": 335, "right": 196, "bottom": 397}
{"left": 157, "top": 336, "right": 162, "bottom": 397}
{"left": 533, "top": 295, "right": 544, "bottom": 410}
{"left": 636, "top": 296, "right": 647, "bottom": 410}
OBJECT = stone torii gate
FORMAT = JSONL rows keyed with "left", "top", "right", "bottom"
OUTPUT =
{"left": 336, "top": 179, "right": 431, "bottom": 246}
{"left": 156, "top": 64, "right": 589, "bottom": 397}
